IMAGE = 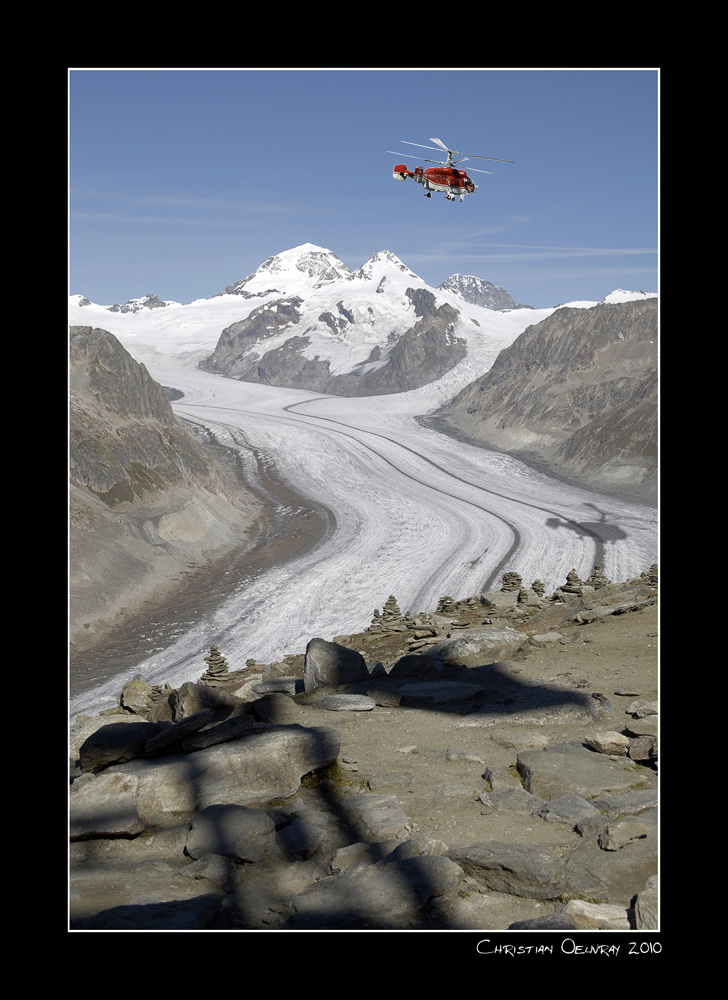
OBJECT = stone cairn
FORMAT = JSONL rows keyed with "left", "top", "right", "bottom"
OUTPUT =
{"left": 586, "top": 564, "right": 611, "bottom": 589}
{"left": 200, "top": 644, "right": 230, "bottom": 687}
{"left": 366, "top": 595, "right": 406, "bottom": 635}
{"left": 501, "top": 571, "right": 523, "bottom": 593}
{"left": 381, "top": 595, "right": 402, "bottom": 623}
{"left": 641, "top": 564, "right": 658, "bottom": 586}
{"left": 436, "top": 595, "right": 458, "bottom": 615}
{"left": 531, "top": 579, "right": 546, "bottom": 597}
{"left": 562, "top": 568, "right": 584, "bottom": 594}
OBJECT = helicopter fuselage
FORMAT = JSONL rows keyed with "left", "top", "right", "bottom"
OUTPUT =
{"left": 393, "top": 163, "right": 476, "bottom": 200}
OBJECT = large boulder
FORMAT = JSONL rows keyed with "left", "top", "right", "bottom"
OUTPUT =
{"left": 427, "top": 625, "right": 527, "bottom": 667}
{"left": 106, "top": 724, "right": 341, "bottom": 827}
{"left": 70, "top": 772, "right": 144, "bottom": 840}
{"left": 304, "top": 638, "right": 369, "bottom": 691}
{"left": 78, "top": 720, "right": 161, "bottom": 772}
{"left": 185, "top": 804, "right": 276, "bottom": 863}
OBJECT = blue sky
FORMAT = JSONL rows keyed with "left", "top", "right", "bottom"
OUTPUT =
{"left": 69, "top": 68, "right": 658, "bottom": 309}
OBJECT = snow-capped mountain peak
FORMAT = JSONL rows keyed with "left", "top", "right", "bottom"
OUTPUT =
{"left": 216, "top": 244, "right": 351, "bottom": 298}
{"left": 438, "top": 274, "right": 519, "bottom": 311}
{"left": 350, "top": 250, "right": 422, "bottom": 284}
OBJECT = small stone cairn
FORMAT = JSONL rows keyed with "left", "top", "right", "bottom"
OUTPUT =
{"left": 381, "top": 595, "right": 402, "bottom": 622}
{"left": 501, "top": 571, "right": 523, "bottom": 593}
{"left": 436, "top": 595, "right": 458, "bottom": 615}
{"left": 531, "top": 579, "right": 546, "bottom": 597}
{"left": 200, "top": 645, "right": 230, "bottom": 687}
{"left": 366, "top": 595, "right": 406, "bottom": 636}
{"left": 562, "top": 568, "right": 584, "bottom": 594}
{"left": 586, "top": 564, "right": 611, "bottom": 589}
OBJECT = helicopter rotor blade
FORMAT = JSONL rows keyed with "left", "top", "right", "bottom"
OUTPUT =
{"left": 402, "top": 141, "right": 444, "bottom": 152}
{"left": 430, "top": 137, "right": 513, "bottom": 163}
{"left": 466, "top": 153, "right": 514, "bottom": 163}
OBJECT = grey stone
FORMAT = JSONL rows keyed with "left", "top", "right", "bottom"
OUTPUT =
{"left": 517, "top": 742, "right": 657, "bottom": 800}
{"left": 585, "top": 731, "right": 631, "bottom": 755}
{"left": 70, "top": 771, "right": 144, "bottom": 840}
{"left": 345, "top": 793, "right": 410, "bottom": 842}
{"left": 304, "top": 637, "right": 369, "bottom": 691}
{"left": 178, "top": 712, "right": 256, "bottom": 751}
{"left": 591, "top": 788, "right": 658, "bottom": 817}
{"left": 625, "top": 716, "right": 658, "bottom": 737}
{"left": 537, "top": 793, "right": 601, "bottom": 826}
{"left": 598, "top": 818, "right": 651, "bottom": 851}
{"left": 318, "top": 694, "right": 375, "bottom": 711}
{"left": 79, "top": 720, "right": 161, "bottom": 772}
{"left": 478, "top": 786, "right": 545, "bottom": 814}
{"left": 634, "top": 875, "right": 659, "bottom": 929}
{"left": 563, "top": 899, "right": 631, "bottom": 929}
{"left": 427, "top": 625, "right": 527, "bottom": 667}
{"left": 109, "top": 724, "right": 341, "bottom": 826}
{"left": 277, "top": 817, "right": 327, "bottom": 859}
{"left": 449, "top": 842, "right": 566, "bottom": 899}
{"left": 509, "top": 913, "right": 578, "bottom": 930}
{"left": 626, "top": 698, "right": 659, "bottom": 718}
{"left": 143, "top": 709, "right": 214, "bottom": 754}
{"left": 628, "top": 735, "right": 658, "bottom": 764}
{"left": 185, "top": 803, "right": 276, "bottom": 863}
{"left": 564, "top": 808, "right": 658, "bottom": 903}
{"left": 252, "top": 691, "right": 303, "bottom": 724}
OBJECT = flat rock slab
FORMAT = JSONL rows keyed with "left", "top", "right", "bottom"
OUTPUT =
{"left": 319, "top": 694, "right": 375, "bottom": 711}
{"left": 564, "top": 808, "right": 658, "bottom": 903}
{"left": 517, "top": 742, "right": 657, "bottom": 800}
{"left": 449, "top": 842, "right": 567, "bottom": 899}
{"left": 110, "top": 724, "right": 341, "bottom": 826}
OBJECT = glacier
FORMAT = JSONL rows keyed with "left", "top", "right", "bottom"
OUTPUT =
{"left": 69, "top": 245, "right": 658, "bottom": 722}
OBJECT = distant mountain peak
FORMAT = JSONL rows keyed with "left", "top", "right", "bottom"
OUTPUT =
{"left": 217, "top": 244, "right": 351, "bottom": 298}
{"left": 439, "top": 274, "right": 522, "bottom": 311}
{"left": 351, "top": 250, "right": 422, "bottom": 283}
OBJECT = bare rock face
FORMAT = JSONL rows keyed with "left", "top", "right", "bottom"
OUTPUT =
{"left": 201, "top": 287, "right": 466, "bottom": 397}
{"left": 438, "top": 274, "right": 522, "bottom": 311}
{"left": 430, "top": 298, "right": 657, "bottom": 501}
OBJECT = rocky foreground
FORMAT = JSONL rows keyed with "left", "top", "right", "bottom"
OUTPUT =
{"left": 69, "top": 566, "right": 658, "bottom": 933}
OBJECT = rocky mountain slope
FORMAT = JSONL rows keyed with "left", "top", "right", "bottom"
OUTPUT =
{"left": 69, "top": 327, "right": 266, "bottom": 661}
{"left": 427, "top": 297, "right": 658, "bottom": 502}
{"left": 438, "top": 273, "right": 526, "bottom": 311}
{"left": 70, "top": 567, "right": 658, "bottom": 932}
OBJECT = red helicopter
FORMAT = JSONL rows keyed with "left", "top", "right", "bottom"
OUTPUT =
{"left": 388, "top": 137, "right": 513, "bottom": 202}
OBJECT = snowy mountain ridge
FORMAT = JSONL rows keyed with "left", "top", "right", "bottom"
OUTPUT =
{"left": 69, "top": 243, "right": 656, "bottom": 400}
